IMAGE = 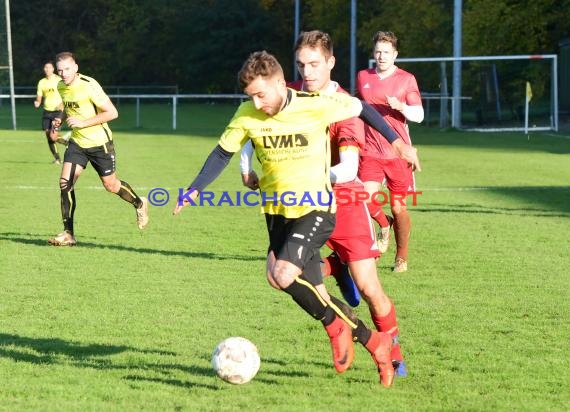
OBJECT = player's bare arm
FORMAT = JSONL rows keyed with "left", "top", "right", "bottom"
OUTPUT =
{"left": 391, "top": 139, "right": 422, "bottom": 172}
{"left": 241, "top": 171, "right": 259, "bottom": 190}
{"left": 173, "top": 188, "right": 200, "bottom": 215}
{"left": 66, "top": 98, "right": 118, "bottom": 129}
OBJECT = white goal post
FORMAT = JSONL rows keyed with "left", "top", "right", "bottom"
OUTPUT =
{"left": 368, "top": 54, "right": 558, "bottom": 132}
{"left": 0, "top": 0, "right": 16, "bottom": 129}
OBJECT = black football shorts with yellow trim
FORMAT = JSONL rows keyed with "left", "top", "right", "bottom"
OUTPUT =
{"left": 265, "top": 210, "right": 336, "bottom": 285}
{"left": 64, "top": 140, "right": 116, "bottom": 177}
{"left": 42, "top": 110, "right": 64, "bottom": 131}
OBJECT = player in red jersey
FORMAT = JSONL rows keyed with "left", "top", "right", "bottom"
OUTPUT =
{"left": 241, "top": 31, "right": 412, "bottom": 376}
{"left": 357, "top": 31, "right": 424, "bottom": 273}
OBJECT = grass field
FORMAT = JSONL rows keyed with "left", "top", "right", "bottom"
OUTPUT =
{"left": 1, "top": 104, "right": 569, "bottom": 411}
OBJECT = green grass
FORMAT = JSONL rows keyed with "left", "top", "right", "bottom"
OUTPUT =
{"left": 1, "top": 107, "right": 569, "bottom": 411}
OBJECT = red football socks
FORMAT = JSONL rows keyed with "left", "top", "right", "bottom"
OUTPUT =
{"left": 367, "top": 201, "right": 391, "bottom": 228}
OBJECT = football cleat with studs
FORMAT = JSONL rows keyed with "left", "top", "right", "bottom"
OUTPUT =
{"left": 366, "top": 331, "right": 395, "bottom": 387}
{"left": 324, "top": 316, "right": 355, "bottom": 373}
{"left": 377, "top": 215, "right": 394, "bottom": 254}
{"left": 393, "top": 257, "right": 408, "bottom": 273}
{"left": 136, "top": 197, "right": 149, "bottom": 229}
{"left": 47, "top": 231, "right": 77, "bottom": 246}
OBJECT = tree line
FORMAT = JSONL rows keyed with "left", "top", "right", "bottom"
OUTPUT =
{"left": 7, "top": 0, "right": 569, "bottom": 93}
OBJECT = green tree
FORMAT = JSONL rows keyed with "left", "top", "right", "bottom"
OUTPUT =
{"left": 7, "top": 0, "right": 570, "bottom": 94}
{"left": 299, "top": 0, "right": 359, "bottom": 88}
{"left": 357, "top": 0, "right": 453, "bottom": 92}
{"left": 167, "top": 0, "right": 287, "bottom": 93}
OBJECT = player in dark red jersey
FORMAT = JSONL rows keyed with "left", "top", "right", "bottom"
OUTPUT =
{"left": 357, "top": 31, "right": 424, "bottom": 273}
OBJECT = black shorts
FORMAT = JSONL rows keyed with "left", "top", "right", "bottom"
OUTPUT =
{"left": 63, "top": 140, "right": 116, "bottom": 177}
{"left": 265, "top": 210, "right": 336, "bottom": 285}
{"left": 42, "top": 110, "right": 64, "bottom": 131}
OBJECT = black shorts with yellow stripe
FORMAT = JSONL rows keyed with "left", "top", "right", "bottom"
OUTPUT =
{"left": 64, "top": 140, "right": 116, "bottom": 177}
{"left": 265, "top": 210, "right": 336, "bottom": 286}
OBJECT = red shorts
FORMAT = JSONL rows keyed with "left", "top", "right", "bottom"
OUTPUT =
{"left": 326, "top": 188, "right": 379, "bottom": 263}
{"left": 358, "top": 156, "right": 415, "bottom": 195}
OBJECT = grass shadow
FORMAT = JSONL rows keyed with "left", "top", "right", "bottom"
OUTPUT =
{"left": 0, "top": 333, "right": 222, "bottom": 390}
{"left": 0, "top": 232, "right": 265, "bottom": 262}
{"left": 0, "top": 333, "right": 174, "bottom": 364}
{"left": 412, "top": 127, "right": 570, "bottom": 155}
{"left": 123, "top": 375, "right": 220, "bottom": 390}
{"left": 418, "top": 186, "right": 570, "bottom": 216}
{"left": 413, "top": 204, "right": 570, "bottom": 218}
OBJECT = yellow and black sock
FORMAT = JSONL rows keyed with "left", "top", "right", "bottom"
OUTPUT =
{"left": 60, "top": 165, "right": 76, "bottom": 234}
{"left": 48, "top": 141, "right": 60, "bottom": 161}
{"left": 116, "top": 180, "right": 142, "bottom": 208}
{"left": 282, "top": 275, "right": 336, "bottom": 325}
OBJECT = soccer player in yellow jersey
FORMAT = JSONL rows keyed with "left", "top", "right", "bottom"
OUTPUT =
{"left": 242, "top": 31, "right": 409, "bottom": 377}
{"left": 174, "top": 51, "right": 419, "bottom": 387}
{"left": 33, "top": 61, "right": 67, "bottom": 164}
{"left": 47, "top": 52, "right": 149, "bottom": 246}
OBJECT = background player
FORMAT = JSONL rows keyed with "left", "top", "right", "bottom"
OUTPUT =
{"left": 357, "top": 31, "right": 424, "bottom": 273}
{"left": 33, "top": 61, "right": 68, "bottom": 164}
{"left": 174, "top": 50, "right": 401, "bottom": 387}
{"left": 48, "top": 52, "right": 149, "bottom": 246}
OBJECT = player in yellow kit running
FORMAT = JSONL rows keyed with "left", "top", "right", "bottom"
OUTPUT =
{"left": 174, "top": 51, "right": 419, "bottom": 387}
{"left": 48, "top": 52, "right": 149, "bottom": 246}
{"left": 33, "top": 61, "right": 68, "bottom": 164}
{"left": 241, "top": 31, "right": 409, "bottom": 377}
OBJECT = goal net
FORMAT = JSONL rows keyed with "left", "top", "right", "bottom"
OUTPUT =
{"left": 368, "top": 55, "right": 558, "bottom": 132}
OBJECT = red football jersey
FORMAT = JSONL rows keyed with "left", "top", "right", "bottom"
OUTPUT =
{"left": 356, "top": 67, "right": 422, "bottom": 159}
{"left": 287, "top": 80, "right": 364, "bottom": 190}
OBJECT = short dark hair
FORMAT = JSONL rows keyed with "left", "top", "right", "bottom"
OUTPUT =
{"left": 372, "top": 31, "right": 398, "bottom": 50}
{"left": 294, "top": 30, "right": 333, "bottom": 59}
{"left": 55, "top": 52, "right": 76, "bottom": 63}
{"left": 238, "top": 50, "right": 283, "bottom": 90}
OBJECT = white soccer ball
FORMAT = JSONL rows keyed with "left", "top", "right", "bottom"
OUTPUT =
{"left": 212, "top": 337, "right": 260, "bottom": 384}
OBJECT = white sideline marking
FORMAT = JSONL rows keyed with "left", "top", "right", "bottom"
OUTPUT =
{"left": 544, "top": 133, "right": 570, "bottom": 139}
{"left": 7, "top": 185, "right": 167, "bottom": 190}
{"left": 4, "top": 185, "right": 569, "bottom": 192}
{"left": 2, "top": 139, "right": 37, "bottom": 143}
{"left": 422, "top": 186, "right": 570, "bottom": 192}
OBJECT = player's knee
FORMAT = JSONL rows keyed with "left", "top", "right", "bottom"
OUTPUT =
{"left": 354, "top": 273, "right": 383, "bottom": 299}
{"left": 59, "top": 177, "right": 72, "bottom": 193}
{"left": 390, "top": 192, "right": 408, "bottom": 211}
{"left": 391, "top": 204, "right": 408, "bottom": 215}
{"left": 102, "top": 178, "right": 120, "bottom": 193}
{"left": 369, "top": 293, "right": 393, "bottom": 316}
{"left": 266, "top": 271, "right": 281, "bottom": 290}
{"left": 359, "top": 284, "right": 378, "bottom": 303}
{"left": 271, "top": 262, "right": 296, "bottom": 289}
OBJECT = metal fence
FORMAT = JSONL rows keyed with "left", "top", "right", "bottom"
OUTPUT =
{"left": 0, "top": 93, "right": 246, "bottom": 130}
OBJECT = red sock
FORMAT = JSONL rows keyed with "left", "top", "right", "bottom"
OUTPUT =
{"left": 367, "top": 201, "right": 390, "bottom": 228}
{"left": 322, "top": 253, "right": 344, "bottom": 278}
{"left": 393, "top": 211, "right": 411, "bottom": 260}
{"left": 371, "top": 300, "right": 403, "bottom": 361}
